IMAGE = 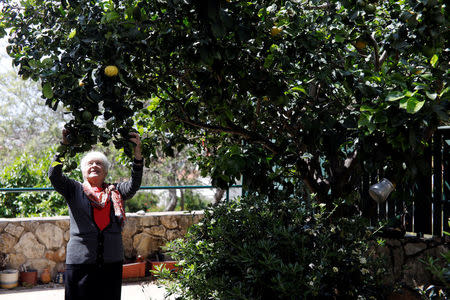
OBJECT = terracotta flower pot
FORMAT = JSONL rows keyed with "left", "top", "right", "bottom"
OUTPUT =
{"left": 122, "top": 262, "right": 146, "bottom": 279}
{"left": 19, "top": 269, "right": 37, "bottom": 286}
{"left": 150, "top": 261, "right": 179, "bottom": 274}
{"left": 40, "top": 268, "right": 51, "bottom": 284}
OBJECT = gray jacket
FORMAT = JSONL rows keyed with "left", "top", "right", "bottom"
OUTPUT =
{"left": 48, "top": 157, "right": 143, "bottom": 264}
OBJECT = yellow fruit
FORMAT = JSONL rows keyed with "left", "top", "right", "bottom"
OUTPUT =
{"left": 413, "top": 68, "right": 423, "bottom": 75}
{"left": 263, "top": 96, "right": 269, "bottom": 101}
{"left": 355, "top": 40, "right": 367, "bottom": 50}
{"left": 104, "top": 65, "right": 119, "bottom": 77}
{"left": 79, "top": 81, "right": 85, "bottom": 87}
{"left": 270, "top": 26, "right": 282, "bottom": 37}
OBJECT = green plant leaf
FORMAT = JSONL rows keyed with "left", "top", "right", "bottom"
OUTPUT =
{"left": 386, "top": 91, "right": 405, "bottom": 102}
{"left": 42, "top": 83, "right": 53, "bottom": 99}
{"left": 406, "top": 98, "right": 425, "bottom": 114}
{"left": 51, "top": 161, "right": 62, "bottom": 167}
{"left": 430, "top": 54, "right": 438, "bottom": 67}
{"left": 425, "top": 92, "right": 437, "bottom": 100}
{"left": 291, "top": 86, "right": 307, "bottom": 95}
{"left": 68, "top": 28, "right": 76, "bottom": 39}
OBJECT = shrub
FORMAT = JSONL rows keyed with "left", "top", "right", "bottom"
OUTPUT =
{"left": 161, "top": 193, "right": 386, "bottom": 299}
{"left": 125, "top": 191, "right": 159, "bottom": 212}
{"left": 0, "top": 151, "right": 79, "bottom": 217}
{"left": 180, "top": 189, "right": 209, "bottom": 211}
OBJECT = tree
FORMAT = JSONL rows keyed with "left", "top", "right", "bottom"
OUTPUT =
{"left": 0, "top": 0, "right": 448, "bottom": 205}
{"left": 0, "top": 38, "right": 70, "bottom": 167}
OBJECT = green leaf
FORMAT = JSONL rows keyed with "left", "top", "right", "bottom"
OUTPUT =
{"left": 102, "top": 11, "right": 120, "bottom": 23}
{"left": 399, "top": 97, "right": 408, "bottom": 110}
{"left": 68, "top": 28, "right": 76, "bottom": 39}
{"left": 51, "top": 161, "right": 62, "bottom": 167}
{"left": 430, "top": 54, "right": 438, "bottom": 67}
{"left": 360, "top": 105, "right": 376, "bottom": 112}
{"left": 406, "top": 98, "right": 425, "bottom": 114}
{"left": 439, "top": 87, "right": 449, "bottom": 98}
{"left": 425, "top": 92, "right": 437, "bottom": 100}
{"left": 385, "top": 91, "right": 404, "bottom": 102}
{"left": 42, "top": 83, "right": 53, "bottom": 99}
{"left": 335, "top": 34, "right": 345, "bottom": 43}
{"left": 291, "top": 86, "right": 307, "bottom": 95}
{"left": 357, "top": 113, "right": 371, "bottom": 128}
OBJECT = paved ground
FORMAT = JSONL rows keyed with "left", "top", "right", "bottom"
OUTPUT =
{"left": 0, "top": 281, "right": 174, "bottom": 300}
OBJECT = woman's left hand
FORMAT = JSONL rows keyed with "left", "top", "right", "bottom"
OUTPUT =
{"left": 129, "top": 132, "right": 143, "bottom": 160}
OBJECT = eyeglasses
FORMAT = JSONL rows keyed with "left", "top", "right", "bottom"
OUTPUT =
{"left": 86, "top": 160, "right": 104, "bottom": 168}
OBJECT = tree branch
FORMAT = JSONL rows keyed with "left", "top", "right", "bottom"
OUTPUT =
{"left": 175, "top": 116, "right": 280, "bottom": 154}
{"left": 368, "top": 33, "right": 380, "bottom": 71}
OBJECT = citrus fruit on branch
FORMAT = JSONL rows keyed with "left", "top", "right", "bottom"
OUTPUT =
{"left": 104, "top": 65, "right": 119, "bottom": 77}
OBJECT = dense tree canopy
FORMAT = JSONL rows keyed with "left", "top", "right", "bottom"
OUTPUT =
{"left": 1, "top": 0, "right": 448, "bottom": 203}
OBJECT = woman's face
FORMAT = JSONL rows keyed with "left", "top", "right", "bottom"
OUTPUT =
{"left": 83, "top": 158, "right": 107, "bottom": 185}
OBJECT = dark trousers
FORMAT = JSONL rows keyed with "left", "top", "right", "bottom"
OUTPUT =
{"left": 65, "top": 262, "right": 123, "bottom": 300}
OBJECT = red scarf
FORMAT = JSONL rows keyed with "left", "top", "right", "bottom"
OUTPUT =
{"left": 82, "top": 181, "right": 126, "bottom": 228}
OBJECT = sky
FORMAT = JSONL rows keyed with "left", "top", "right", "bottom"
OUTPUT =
{"left": 0, "top": 37, "right": 13, "bottom": 73}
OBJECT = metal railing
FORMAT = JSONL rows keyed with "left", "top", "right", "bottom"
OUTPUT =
{"left": 0, "top": 185, "right": 243, "bottom": 202}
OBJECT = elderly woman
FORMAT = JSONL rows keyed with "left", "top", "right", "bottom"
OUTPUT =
{"left": 48, "top": 130, "right": 143, "bottom": 300}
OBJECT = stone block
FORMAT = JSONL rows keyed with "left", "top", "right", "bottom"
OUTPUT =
{"left": 5, "top": 223, "right": 24, "bottom": 238}
{"left": 0, "top": 222, "right": 8, "bottom": 232}
{"left": 64, "top": 230, "right": 70, "bottom": 242}
{"left": 0, "top": 233, "right": 17, "bottom": 253}
{"left": 20, "top": 220, "right": 39, "bottom": 233}
{"left": 144, "top": 225, "right": 166, "bottom": 237}
{"left": 6, "top": 253, "right": 26, "bottom": 269}
{"left": 192, "top": 214, "right": 204, "bottom": 224}
{"left": 132, "top": 233, "right": 163, "bottom": 257}
{"left": 35, "top": 223, "right": 64, "bottom": 250}
{"left": 392, "top": 247, "right": 405, "bottom": 278}
{"left": 160, "top": 215, "right": 178, "bottom": 229}
{"left": 166, "top": 229, "right": 182, "bottom": 241}
{"left": 386, "top": 239, "right": 402, "bottom": 248}
{"left": 122, "top": 218, "right": 138, "bottom": 239}
{"left": 55, "top": 220, "right": 70, "bottom": 232}
{"left": 123, "top": 236, "right": 134, "bottom": 259}
{"left": 177, "top": 216, "right": 194, "bottom": 231}
{"left": 45, "top": 247, "right": 66, "bottom": 263}
{"left": 402, "top": 255, "right": 432, "bottom": 286}
{"left": 140, "top": 216, "right": 159, "bottom": 227}
{"left": 404, "top": 242, "right": 427, "bottom": 256}
{"left": 14, "top": 232, "right": 45, "bottom": 259}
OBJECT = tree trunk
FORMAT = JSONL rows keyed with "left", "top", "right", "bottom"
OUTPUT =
{"left": 165, "top": 187, "right": 178, "bottom": 211}
{"left": 165, "top": 163, "right": 178, "bottom": 211}
{"left": 180, "top": 189, "right": 185, "bottom": 210}
{"left": 213, "top": 188, "right": 225, "bottom": 206}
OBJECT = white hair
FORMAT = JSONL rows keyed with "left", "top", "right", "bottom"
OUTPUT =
{"left": 80, "top": 151, "right": 110, "bottom": 176}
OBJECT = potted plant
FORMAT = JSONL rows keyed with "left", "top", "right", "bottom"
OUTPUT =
{"left": 149, "top": 252, "right": 179, "bottom": 276}
{"left": 19, "top": 265, "right": 38, "bottom": 287}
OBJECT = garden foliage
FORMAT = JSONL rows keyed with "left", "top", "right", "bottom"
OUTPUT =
{"left": 162, "top": 193, "right": 386, "bottom": 299}
{"left": 0, "top": 150, "right": 77, "bottom": 217}
{"left": 0, "top": 0, "right": 448, "bottom": 203}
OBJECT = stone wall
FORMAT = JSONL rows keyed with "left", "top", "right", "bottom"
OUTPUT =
{"left": 376, "top": 234, "right": 449, "bottom": 288}
{"left": 1, "top": 213, "right": 448, "bottom": 289}
{"left": 0, "top": 211, "right": 203, "bottom": 277}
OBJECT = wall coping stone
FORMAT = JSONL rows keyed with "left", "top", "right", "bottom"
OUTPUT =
{"left": 0, "top": 210, "right": 205, "bottom": 223}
